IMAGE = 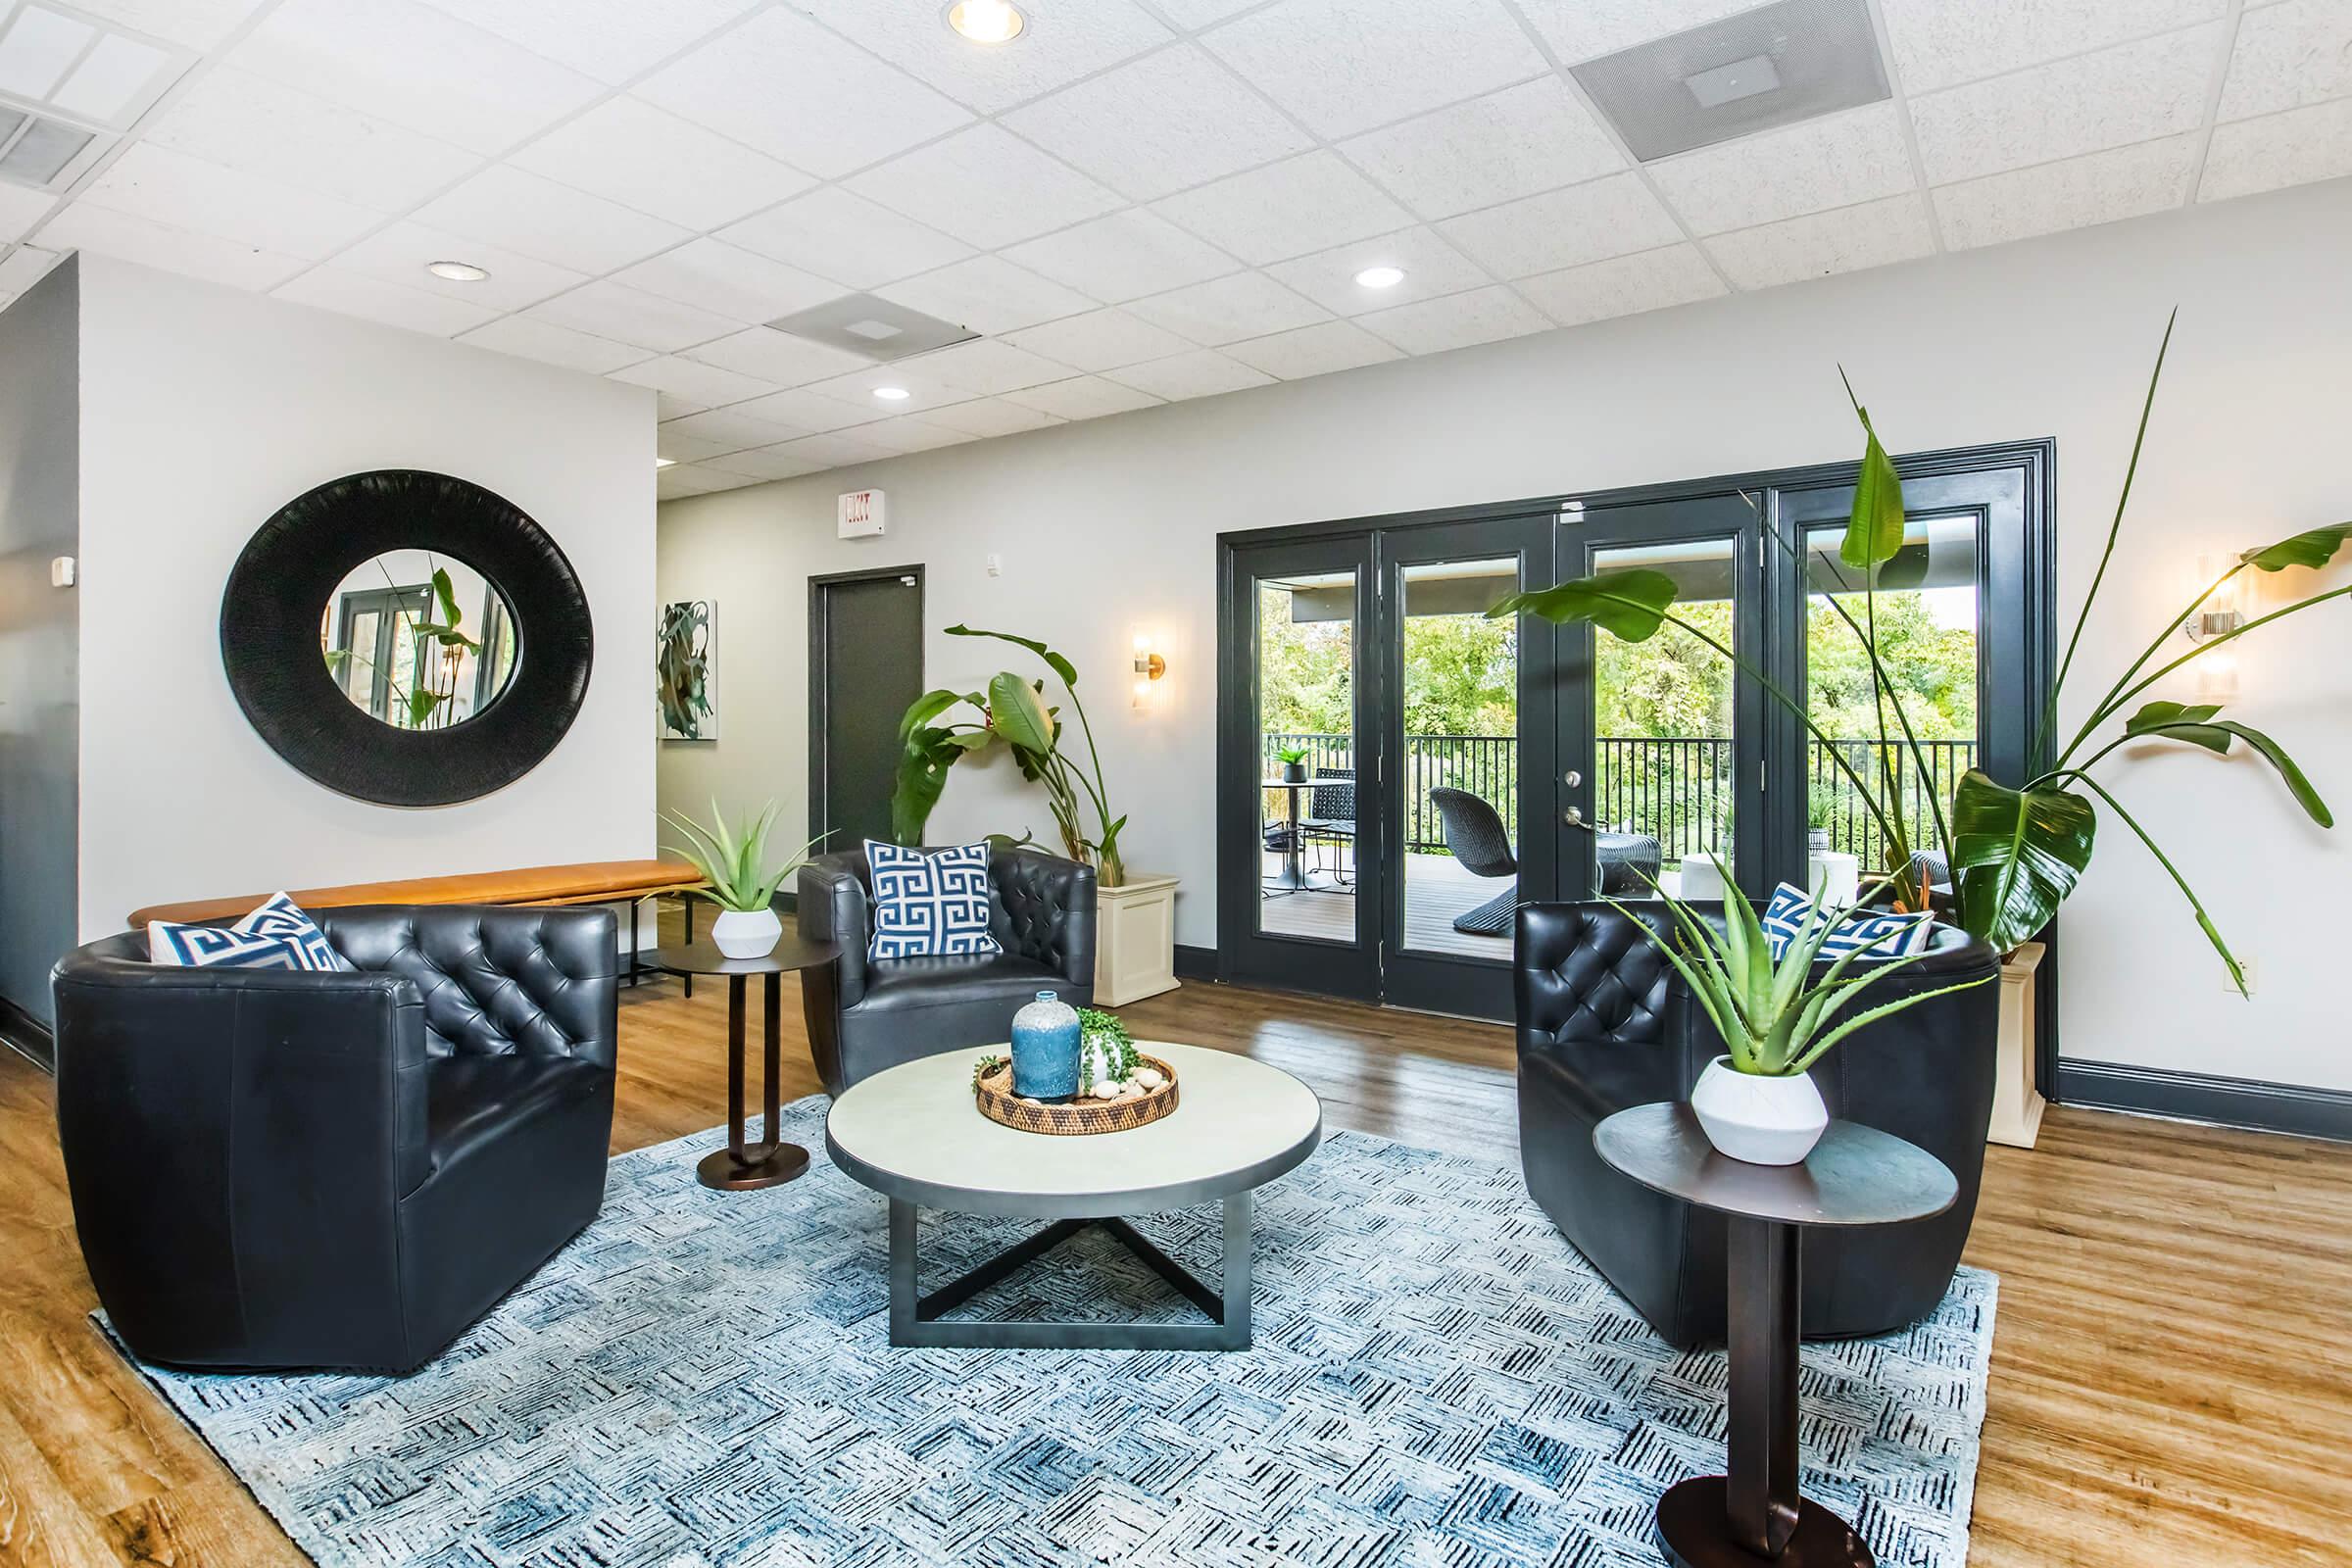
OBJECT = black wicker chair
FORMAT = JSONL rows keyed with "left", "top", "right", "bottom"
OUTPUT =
{"left": 1301, "top": 768, "right": 1356, "bottom": 887}
{"left": 1430, "top": 786, "right": 1517, "bottom": 936}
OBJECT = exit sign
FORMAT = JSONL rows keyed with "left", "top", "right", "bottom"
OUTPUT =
{"left": 838, "top": 488, "right": 886, "bottom": 538}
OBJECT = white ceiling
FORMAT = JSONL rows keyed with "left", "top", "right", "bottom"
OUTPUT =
{"left": 1, "top": 0, "right": 2346, "bottom": 500}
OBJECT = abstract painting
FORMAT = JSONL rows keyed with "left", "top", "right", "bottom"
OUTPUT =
{"left": 657, "top": 599, "right": 715, "bottom": 741}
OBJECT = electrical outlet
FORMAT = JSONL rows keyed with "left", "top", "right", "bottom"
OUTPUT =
{"left": 2225, "top": 956, "right": 2258, "bottom": 996}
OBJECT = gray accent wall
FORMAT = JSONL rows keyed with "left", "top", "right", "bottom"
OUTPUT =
{"left": 0, "top": 256, "right": 78, "bottom": 1035}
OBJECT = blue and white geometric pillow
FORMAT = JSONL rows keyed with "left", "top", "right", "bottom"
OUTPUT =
{"left": 1760, "top": 881, "right": 1934, "bottom": 961}
{"left": 147, "top": 892, "right": 354, "bottom": 971}
{"left": 865, "top": 841, "right": 1003, "bottom": 961}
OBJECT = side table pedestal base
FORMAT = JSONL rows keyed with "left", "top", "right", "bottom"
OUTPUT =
{"left": 1656, "top": 1477, "right": 1874, "bottom": 1568}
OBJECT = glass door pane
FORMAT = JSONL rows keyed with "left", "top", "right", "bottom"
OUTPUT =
{"left": 1397, "top": 558, "right": 1520, "bottom": 959}
{"left": 1253, "top": 567, "right": 1362, "bottom": 944}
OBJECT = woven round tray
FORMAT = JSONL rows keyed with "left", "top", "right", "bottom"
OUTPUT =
{"left": 974, "top": 1054, "right": 1180, "bottom": 1136}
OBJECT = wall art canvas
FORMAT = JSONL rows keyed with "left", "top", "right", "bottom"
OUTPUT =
{"left": 657, "top": 600, "right": 715, "bottom": 741}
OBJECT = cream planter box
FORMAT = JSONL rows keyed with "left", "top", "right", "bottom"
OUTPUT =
{"left": 1989, "top": 940, "right": 2047, "bottom": 1149}
{"left": 1094, "top": 873, "right": 1180, "bottom": 1006}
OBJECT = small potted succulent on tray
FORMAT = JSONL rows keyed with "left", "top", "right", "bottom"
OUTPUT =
{"left": 1614, "top": 857, "right": 1991, "bottom": 1164}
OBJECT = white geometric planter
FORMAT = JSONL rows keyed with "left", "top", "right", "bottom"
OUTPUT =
{"left": 1989, "top": 940, "right": 2047, "bottom": 1149}
{"left": 1094, "top": 873, "right": 1181, "bottom": 1006}
{"left": 710, "top": 906, "right": 782, "bottom": 959}
{"left": 1690, "top": 1056, "right": 1830, "bottom": 1166}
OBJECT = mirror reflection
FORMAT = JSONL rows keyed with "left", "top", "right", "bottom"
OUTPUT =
{"left": 320, "top": 552, "right": 518, "bottom": 729}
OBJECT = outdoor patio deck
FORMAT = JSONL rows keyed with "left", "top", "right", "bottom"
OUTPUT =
{"left": 1258, "top": 847, "right": 1514, "bottom": 959}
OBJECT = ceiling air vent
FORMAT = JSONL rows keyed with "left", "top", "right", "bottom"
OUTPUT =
{"left": 0, "top": 0, "right": 181, "bottom": 188}
{"left": 1571, "top": 0, "right": 1889, "bottom": 162}
{"left": 765, "top": 293, "right": 980, "bottom": 362}
{"left": 0, "top": 105, "right": 102, "bottom": 188}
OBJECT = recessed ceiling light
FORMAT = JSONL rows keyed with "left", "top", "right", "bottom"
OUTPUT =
{"left": 945, "top": 0, "right": 1023, "bottom": 45}
{"left": 1354, "top": 266, "right": 1406, "bottom": 289}
{"left": 655, "top": 457, "right": 678, "bottom": 468}
{"left": 426, "top": 260, "right": 489, "bottom": 282}
{"left": 873, "top": 386, "right": 912, "bottom": 402}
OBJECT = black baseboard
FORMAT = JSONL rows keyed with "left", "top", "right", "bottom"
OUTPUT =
{"left": 0, "top": 995, "right": 54, "bottom": 1073}
{"left": 1174, "top": 943, "right": 1218, "bottom": 982}
{"left": 2057, "top": 1059, "right": 2352, "bottom": 1144}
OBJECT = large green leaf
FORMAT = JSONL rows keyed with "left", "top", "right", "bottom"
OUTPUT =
{"left": 2241, "top": 522, "right": 2352, "bottom": 573}
{"left": 1950, "top": 769, "right": 2097, "bottom": 952}
{"left": 2211, "top": 721, "right": 2333, "bottom": 827}
{"left": 891, "top": 726, "right": 961, "bottom": 845}
{"left": 897, "top": 687, "right": 976, "bottom": 742}
{"left": 2123, "top": 700, "right": 2333, "bottom": 826}
{"left": 987, "top": 672, "right": 1057, "bottom": 755}
{"left": 949, "top": 624, "right": 1078, "bottom": 688}
{"left": 1486, "top": 568, "right": 1678, "bottom": 641}
{"left": 1841, "top": 375, "right": 1907, "bottom": 568}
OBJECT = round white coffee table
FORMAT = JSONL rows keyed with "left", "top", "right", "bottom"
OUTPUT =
{"left": 826, "top": 1041, "right": 1321, "bottom": 1350}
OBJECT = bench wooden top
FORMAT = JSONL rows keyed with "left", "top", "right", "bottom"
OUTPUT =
{"left": 128, "top": 858, "right": 703, "bottom": 928}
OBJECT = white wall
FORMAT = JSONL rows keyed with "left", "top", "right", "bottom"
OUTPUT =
{"left": 659, "top": 178, "right": 2352, "bottom": 1093}
{"left": 76, "top": 257, "right": 657, "bottom": 935}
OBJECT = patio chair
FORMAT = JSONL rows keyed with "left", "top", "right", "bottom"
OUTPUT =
{"left": 1302, "top": 768, "right": 1355, "bottom": 888}
{"left": 1430, "top": 787, "right": 1516, "bottom": 936}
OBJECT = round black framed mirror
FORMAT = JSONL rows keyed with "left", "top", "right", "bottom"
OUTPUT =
{"left": 220, "top": 469, "right": 593, "bottom": 807}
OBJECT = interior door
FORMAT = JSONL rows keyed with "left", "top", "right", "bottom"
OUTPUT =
{"left": 1376, "top": 513, "right": 1555, "bottom": 1019}
{"left": 808, "top": 566, "right": 924, "bottom": 855}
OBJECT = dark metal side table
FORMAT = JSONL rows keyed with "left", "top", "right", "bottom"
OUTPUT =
{"left": 647, "top": 933, "right": 838, "bottom": 1191}
{"left": 1593, "top": 1102, "right": 1957, "bottom": 1568}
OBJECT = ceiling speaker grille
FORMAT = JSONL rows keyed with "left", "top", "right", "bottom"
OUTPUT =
{"left": 1571, "top": 0, "right": 1889, "bottom": 163}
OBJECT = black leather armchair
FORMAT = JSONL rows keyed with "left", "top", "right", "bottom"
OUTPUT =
{"left": 798, "top": 845, "right": 1096, "bottom": 1093}
{"left": 52, "top": 905, "right": 618, "bottom": 1375}
{"left": 1515, "top": 900, "right": 1999, "bottom": 1348}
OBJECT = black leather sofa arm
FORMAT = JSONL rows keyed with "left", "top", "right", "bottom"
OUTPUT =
{"left": 797, "top": 860, "right": 870, "bottom": 1007}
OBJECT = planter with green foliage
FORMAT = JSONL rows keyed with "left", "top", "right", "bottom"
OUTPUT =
{"left": 662, "top": 799, "right": 823, "bottom": 958}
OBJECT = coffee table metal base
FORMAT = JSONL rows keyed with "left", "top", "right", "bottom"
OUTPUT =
{"left": 888, "top": 1194, "right": 1252, "bottom": 1350}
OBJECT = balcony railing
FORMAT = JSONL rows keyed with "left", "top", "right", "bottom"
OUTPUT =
{"left": 1261, "top": 732, "right": 1978, "bottom": 865}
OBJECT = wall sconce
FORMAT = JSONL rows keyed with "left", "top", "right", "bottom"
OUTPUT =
{"left": 2185, "top": 554, "right": 2246, "bottom": 644}
{"left": 1131, "top": 633, "right": 1167, "bottom": 710}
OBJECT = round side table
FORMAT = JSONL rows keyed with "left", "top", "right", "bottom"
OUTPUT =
{"left": 1593, "top": 1102, "right": 1957, "bottom": 1568}
{"left": 648, "top": 933, "right": 838, "bottom": 1191}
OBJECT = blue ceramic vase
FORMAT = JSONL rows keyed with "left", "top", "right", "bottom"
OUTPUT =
{"left": 1010, "top": 990, "right": 1081, "bottom": 1102}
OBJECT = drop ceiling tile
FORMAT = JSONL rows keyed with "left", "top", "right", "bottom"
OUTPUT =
{"left": 1003, "top": 309, "right": 1197, "bottom": 371}
{"left": 143, "top": 66, "right": 480, "bottom": 211}
{"left": 1516, "top": 243, "right": 1725, "bottom": 327}
{"left": 1125, "top": 270, "right": 1330, "bottom": 344}
{"left": 332, "top": 220, "right": 589, "bottom": 311}
{"left": 37, "top": 203, "right": 307, "bottom": 290}
{"left": 458, "top": 314, "right": 649, "bottom": 372}
{"left": 1703, "top": 192, "right": 1934, "bottom": 290}
{"left": 415, "top": 0, "right": 759, "bottom": 85}
{"left": 687, "top": 326, "right": 873, "bottom": 386}
{"left": 1223, "top": 319, "right": 1403, "bottom": 379}
{"left": 2218, "top": 0, "right": 2352, "bottom": 122}
{"left": 659, "top": 465, "right": 738, "bottom": 499}
{"left": 1337, "top": 78, "right": 1627, "bottom": 221}
{"left": 718, "top": 187, "right": 971, "bottom": 291}
{"left": 510, "top": 96, "right": 813, "bottom": 231}
{"left": 1203, "top": 0, "right": 1547, "bottom": 140}
{"left": 876, "top": 254, "right": 1099, "bottom": 335}
{"left": 1649, "top": 102, "right": 1916, "bottom": 236}
{"left": 2201, "top": 96, "right": 2352, "bottom": 202}
{"left": 72, "top": 0, "right": 269, "bottom": 51}
{"left": 702, "top": 443, "right": 828, "bottom": 479}
{"left": 728, "top": 387, "right": 891, "bottom": 433}
{"left": 611, "top": 354, "right": 778, "bottom": 408}
{"left": 921, "top": 398, "right": 1066, "bottom": 437}
{"left": 647, "top": 392, "right": 708, "bottom": 420}
{"left": 80, "top": 143, "right": 386, "bottom": 261}
{"left": 1265, "top": 226, "right": 1493, "bottom": 314}
{"left": 906, "top": 337, "right": 1079, "bottom": 394}
{"left": 414, "top": 166, "right": 692, "bottom": 273}
{"left": 769, "top": 430, "right": 899, "bottom": 468}
{"left": 612, "top": 239, "right": 838, "bottom": 324}
{"left": 271, "top": 267, "right": 499, "bottom": 335}
{"left": 1882, "top": 0, "right": 2226, "bottom": 95}
{"left": 1936, "top": 134, "right": 2198, "bottom": 248}
{"left": 1151, "top": 152, "right": 1414, "bottom": 266}
{"left": 0, "top": 185, "right": 52, "bottom": 243}
{"left": 1102, "top": 348, "right": 1275, "bottom": 400}
{"left": 1002, "top": 210, "right": 1238, "bottom": 303}
{"left": 846, "top": 124, "right": 1124, "bottom": 250}
{"left": 796, "top": 0, "right": 1172, "bottom": 115}
{"left": 802, "top": 365, "right": 974, "bottom": 416}
{"left": 525, "top": 279, "right": 741, "bottom": 353}
{"left": 1515, "top": 0, "right": 1759, "bottom": 64}
{"left": 637, "top": 8, "right": 972, "bottom": 179}
{"left": 1003, "top": 44, "right": 1314, "bottom": 202}
{"left": 1001, "top": 374, "right": 1165, "bottom": 419}
{"left": 858, "top": 417, "right": 979, "bottom": 456}
{"left": 662, "top": 407, "right": 813, "bottom": 453}
{"left": 230, "top": 0, "right": 600, "bottom": 155}
{"left": 1436, "top": 174, "right": 1685, "bottom": 279}
{"left": 657, "top": 430, "right": 738, "bottom": 464}
{"left": 0, "top": 245, "right": 64, "bottom": 294}
{"left": 1909, "top": 23, "right": 2226, "bottom": 184}
{"left": 1356, "top": 284, "right": 1551, "bottom": 355}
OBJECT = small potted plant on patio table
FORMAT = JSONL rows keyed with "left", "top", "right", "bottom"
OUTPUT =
{"left": 1276, "top": 747, "right": 1310, "bottom": 784}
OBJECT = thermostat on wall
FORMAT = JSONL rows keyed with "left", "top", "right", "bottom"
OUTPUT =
{"left": 838, "top": 488, "right": 886, "bottom": 539}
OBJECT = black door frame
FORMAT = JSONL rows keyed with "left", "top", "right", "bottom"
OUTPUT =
{"left": 1214, "top": 439, "right": 2058, "bottom": 1084}
{"left": 808, "top": 563, "right": 925, "bottom": 852}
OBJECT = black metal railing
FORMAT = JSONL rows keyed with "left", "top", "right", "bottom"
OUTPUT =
{"left": 1261, "top": 732, "right": 1977, "bottom": 864}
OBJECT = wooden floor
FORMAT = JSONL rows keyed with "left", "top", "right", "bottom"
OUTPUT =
{"left": 2, "top": 947, "right": 2349, "bottom": 1566}
{"left": 1258, "top": 847, "right": 1516, "bottom": 959}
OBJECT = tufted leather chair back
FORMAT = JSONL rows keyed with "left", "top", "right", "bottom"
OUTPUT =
{"left": 318, "top": 906, "right": 615, "bottom": 1061}
{"left": 1515, "top": 902, "right": 1675, "bottom": 1046}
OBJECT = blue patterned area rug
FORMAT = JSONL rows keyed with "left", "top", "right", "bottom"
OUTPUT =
{"left": 107, "top": 1097, "right": 1995, "bottom": 1568}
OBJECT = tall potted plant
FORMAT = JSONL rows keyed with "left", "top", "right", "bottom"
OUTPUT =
{"left": 893, "top": 625, "right": 1181, "bottom": 1005}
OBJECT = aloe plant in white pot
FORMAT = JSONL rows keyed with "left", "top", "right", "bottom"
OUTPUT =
{"left": 1615, "top": 858, "right": 1993, "bottom": 1164}
{"left": 662, "top": 800, "right": 823, "bottom": 959}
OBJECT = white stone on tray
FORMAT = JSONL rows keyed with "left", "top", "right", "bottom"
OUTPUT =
{"left": 1134, "top": 1066, "right": 1164, "bottom": 1091}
